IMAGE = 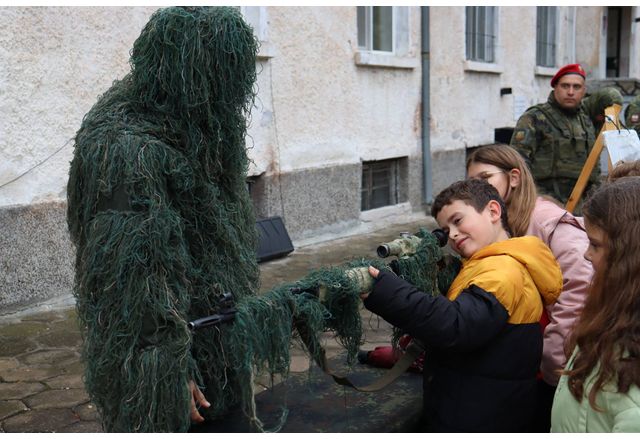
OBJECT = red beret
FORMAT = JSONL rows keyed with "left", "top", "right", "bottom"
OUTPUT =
{"left": 551, "top": 63, "right": 586, "bottom": 87}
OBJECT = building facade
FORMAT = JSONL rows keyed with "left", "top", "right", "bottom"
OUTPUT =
{"left": 1, "top": 6, "right": 639, "bottom": 312}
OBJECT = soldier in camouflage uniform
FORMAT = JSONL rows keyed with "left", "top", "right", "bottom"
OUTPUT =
{"left": 625, "top": 94, "right": 640, "bottom": 136}
{"left": 510, "top": 64, "right": 621, "bottom": 204}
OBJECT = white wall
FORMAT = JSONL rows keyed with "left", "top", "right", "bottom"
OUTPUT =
{"left": 0, "top": 7, "right": 155, "bottom": 208}
{"left": 247, "top": 6, "right": 422, "bottom": 177}
{"left": 2, "top": 6, "right": 637, "bottom": 209}
{"left": 1, "top": 6, "right": 423, "bottom": 209}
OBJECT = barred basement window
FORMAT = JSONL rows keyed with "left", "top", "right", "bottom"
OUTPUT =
{"left": 465, "top": 6, "right": 497, "bottom": 63}
{"left": 361, "top": 159, "right": 399, "bottom": 211}
{"left": 536, "top": 6, "right": 557, "bottom": 67}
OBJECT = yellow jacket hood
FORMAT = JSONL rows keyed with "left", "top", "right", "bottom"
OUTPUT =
{"left": 448, "top": 236, "right": 563, "bottom": 323}
{"left": 472, "top": 236, "right": 563, "bottom": 306}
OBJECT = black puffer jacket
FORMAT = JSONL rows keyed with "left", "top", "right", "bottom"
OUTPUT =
{"left": 364, "top": 237, "right": 563, "bottom": 432}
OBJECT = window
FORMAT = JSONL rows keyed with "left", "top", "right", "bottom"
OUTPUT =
{"left": 465, "top": 6, "right": 497, "bottom": 63}
{"left": 355, "top": 6, "right": 415, "bottom": 68}
{"left": 361, "top": 159, "right": 399, "bottom": 211}
{"left": 358, "top": 6, "right": 394, "bottom": 52}
{"left": 536, "top": 6, "right": 557, "bottom": 67}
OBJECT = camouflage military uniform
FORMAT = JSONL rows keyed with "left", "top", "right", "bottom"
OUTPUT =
{"left": 511, "top": 91, "right": 597, "bottom": 204}
{"left": 582, "top": 87, "right": 623, "bottom": 134}
{"left": 625, "top": 95, "right": 640, "bottom": 136}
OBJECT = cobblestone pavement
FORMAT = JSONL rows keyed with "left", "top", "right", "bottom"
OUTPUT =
{"left": 0, "top": 214, "right": 437, "bottom": 432}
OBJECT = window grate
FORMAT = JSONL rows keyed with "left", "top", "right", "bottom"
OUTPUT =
{"left": 536, "top": 6, "right": 557, "bottom": 67}
{"left": 361, "top": 159, "right": 399, "bottom": 211}
{"left": 465, "top": 6, "right": 496, "bottom": 63}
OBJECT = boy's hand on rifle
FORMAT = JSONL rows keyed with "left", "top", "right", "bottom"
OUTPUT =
{"left": 360, "top": 266, "right": 380, "bottom": 300}
{"left": 189, "top": 379, "right": 210, "bottom": 423}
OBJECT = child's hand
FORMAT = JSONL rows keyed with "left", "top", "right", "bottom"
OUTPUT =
{"left": 360, "top": 266, "right": 380, "bottom": 300}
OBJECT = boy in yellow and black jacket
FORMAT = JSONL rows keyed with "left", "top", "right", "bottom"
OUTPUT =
{"left": 363, "top": 179, "right": 562, "bottom": 432}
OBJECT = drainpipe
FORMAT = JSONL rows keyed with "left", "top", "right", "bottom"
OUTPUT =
{"left": 421, "top": 6, "right": 433, "bottom": 205}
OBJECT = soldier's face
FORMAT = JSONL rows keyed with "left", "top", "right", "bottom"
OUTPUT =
{"left": 553, "top": 75, "right": 586, "bottom": 110}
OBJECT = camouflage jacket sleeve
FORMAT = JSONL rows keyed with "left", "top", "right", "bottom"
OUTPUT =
{"left": 582, "top": 87, "right": 623, "bottom": 132}
{"left": 510, "top": 110, "right": 539, "bottom": 165}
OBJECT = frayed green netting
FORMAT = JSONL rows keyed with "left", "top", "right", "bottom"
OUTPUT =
{"left": 386, "top": 229, "right": 461, "bottom": 347}
{"left": 67, "top": 6, "right": 460, "bottom": 433}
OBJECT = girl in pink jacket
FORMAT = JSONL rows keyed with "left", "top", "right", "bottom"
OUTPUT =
{"left": 466, "top": 144, "right": 593, "bottom": 432}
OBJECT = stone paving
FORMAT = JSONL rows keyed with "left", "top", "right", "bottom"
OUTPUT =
{"left": 0, "top": 214, "right": 437, "bottom": 433}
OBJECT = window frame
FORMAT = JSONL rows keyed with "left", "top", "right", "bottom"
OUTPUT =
{"left": 465, "top": 6, "right": 498, "bottom": 64}
{"left": 358, "top": 6, "right": 395, "bottom": 54}
{"left": 355, "top": 6, "right": 417, "bottom": 69}
{"left": 361, "top": 159, "right": 400, "bottom": 212}
{"left": 536, "top": 6, "right": 558, "bottom": 68}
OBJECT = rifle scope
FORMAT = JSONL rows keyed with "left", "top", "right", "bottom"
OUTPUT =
{"left": 376, "top": 228, "right": 448, "bottom": 258}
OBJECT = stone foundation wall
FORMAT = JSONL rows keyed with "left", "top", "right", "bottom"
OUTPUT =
{"left": 0, "top": 201, "right": 74, "bottom": 315}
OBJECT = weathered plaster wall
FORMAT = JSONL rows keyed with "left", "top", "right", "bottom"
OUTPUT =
{"left": 0, "top": 6, "right": 425, "bottom": 312}
{"left": 429, "top": 6, "right": 604, "bottom": 158}
{"left": 576, "top": 7, "right": 604, "bottom": 79}
{"left": 0, "top": 7, "right": 156, "bottom": 208}
{"left": 248, "top": 7, "right": 422, "bottom": 177}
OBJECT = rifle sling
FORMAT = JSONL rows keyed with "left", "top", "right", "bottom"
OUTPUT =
{"left": 311, "top": 338, "right": 424, "bottom": 393}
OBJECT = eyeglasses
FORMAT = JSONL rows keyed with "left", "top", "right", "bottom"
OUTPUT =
{"left": 470, "top": 170, "right": 505, "bottom": 181}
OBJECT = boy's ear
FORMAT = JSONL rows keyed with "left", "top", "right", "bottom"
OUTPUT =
{"left": 487, "top": 199, "right": 503, "bottom": 223}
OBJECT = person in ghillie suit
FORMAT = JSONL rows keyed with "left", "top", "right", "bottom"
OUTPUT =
{"left": 67, "top": 6, "right": 262, "bottom": 432}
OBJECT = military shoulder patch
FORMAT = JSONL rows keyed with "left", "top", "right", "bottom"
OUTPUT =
{"left": 632, "top": 114, "right": 639, "bottom": 124}
{"left": 514, "top": 130, "right": 526, "bottom": 142}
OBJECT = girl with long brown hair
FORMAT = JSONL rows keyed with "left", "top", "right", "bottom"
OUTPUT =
{"left": 466, "top": 144, "right": 593, "bottom": 431}
{"left": 551, "top": 177, "right": 640, "bottom": 432}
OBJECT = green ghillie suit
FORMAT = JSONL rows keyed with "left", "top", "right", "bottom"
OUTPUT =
{"left": 68, "top": 6, "right": 265, "bottom": 432}
{"left": 67, "top": 6, "right": 459, "bottom": 433}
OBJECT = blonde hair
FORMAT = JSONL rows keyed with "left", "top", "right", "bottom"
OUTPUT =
{"left": 466, "top": 144, "right": 538, "bottom": 237}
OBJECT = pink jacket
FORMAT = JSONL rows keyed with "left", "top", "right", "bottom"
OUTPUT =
{"left": 526, "top": 197, "right": 593, "bottom": 386}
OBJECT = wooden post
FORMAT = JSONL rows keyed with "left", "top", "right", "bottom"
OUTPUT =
{"left": 565, "top": 104, "right": 622, "bottom": 213}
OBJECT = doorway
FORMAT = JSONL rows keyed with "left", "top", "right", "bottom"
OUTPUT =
{"left": 606, "top": 6, "right": 632, "bottom": 78}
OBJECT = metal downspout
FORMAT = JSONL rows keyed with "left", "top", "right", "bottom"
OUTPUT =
{"left": 421, "top": 6, "right": 433, "bottom": 205}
